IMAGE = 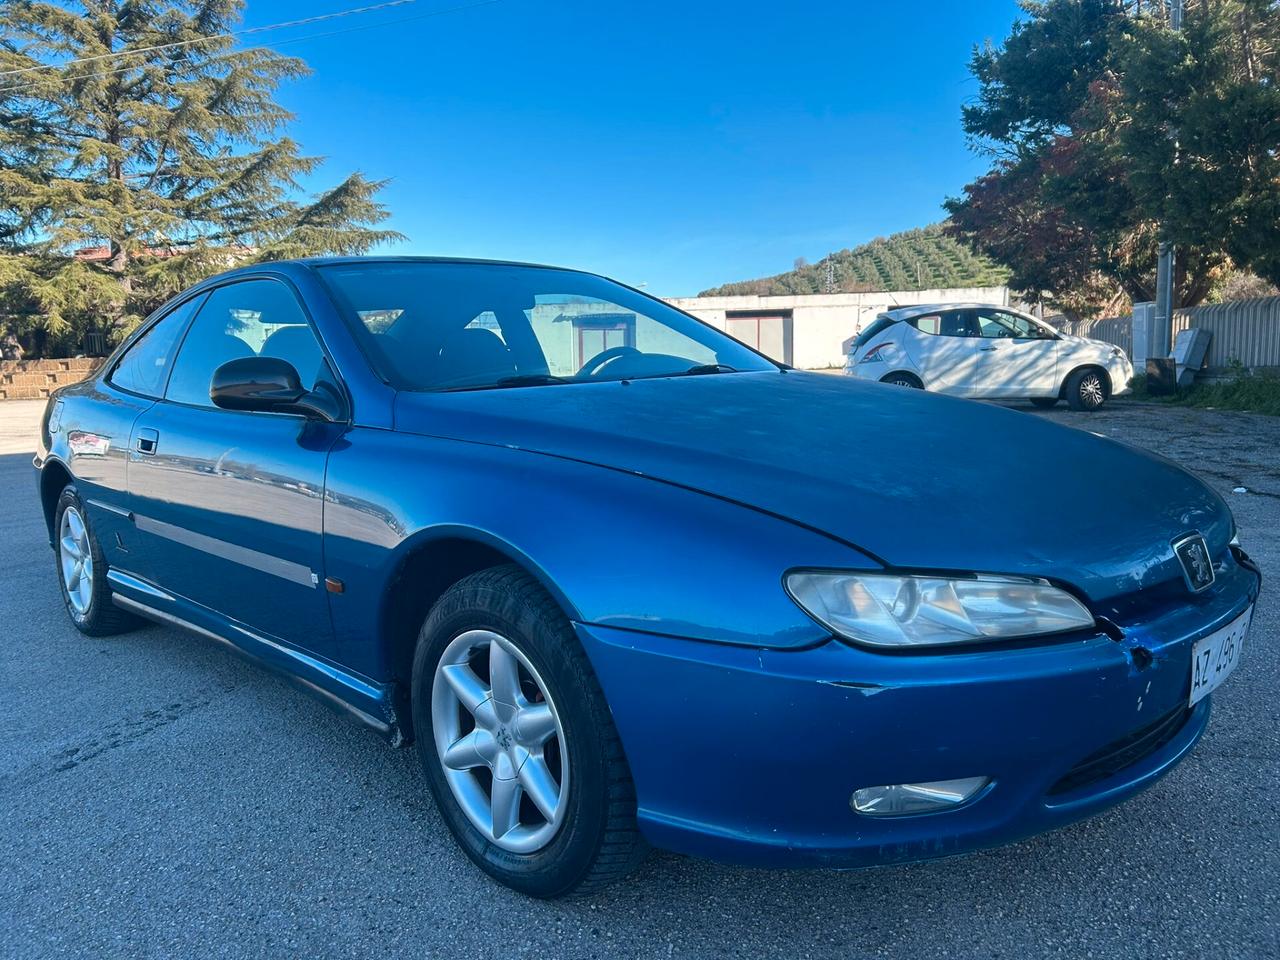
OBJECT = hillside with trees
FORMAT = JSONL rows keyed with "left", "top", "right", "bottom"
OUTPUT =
{"left": 699, "top": 224, "right": 1010, "bottom": 297}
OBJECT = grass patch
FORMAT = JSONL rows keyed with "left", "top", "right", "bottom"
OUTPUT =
{"left": 1128, "top": 370, "right": 1280, "bottom": 416}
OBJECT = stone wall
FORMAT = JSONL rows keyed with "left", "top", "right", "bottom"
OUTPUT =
{"left": 0, "top": 358, "right": 100, "bottom": 401}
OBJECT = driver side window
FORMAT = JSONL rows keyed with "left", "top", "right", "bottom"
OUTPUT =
{"left": 166, "top": 279, "right": 328, "bottom": 408}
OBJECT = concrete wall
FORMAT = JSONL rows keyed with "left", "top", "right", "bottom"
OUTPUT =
{"left": 666, "top": 287, "right": 1011, "bottom": 369}
{"left": 0, "top": 358, "right": 100, "bottom": 401}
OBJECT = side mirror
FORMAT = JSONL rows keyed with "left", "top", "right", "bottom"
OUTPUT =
{"left": 210, "top": 356, "right": 339, "bottom": 421}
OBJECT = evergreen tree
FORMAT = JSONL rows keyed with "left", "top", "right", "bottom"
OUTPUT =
{"left": 1114, "top": 0, "right": 1280, "bottom": 288}
{"left": 0, "top": 0, "right": 402, "bottom": 353}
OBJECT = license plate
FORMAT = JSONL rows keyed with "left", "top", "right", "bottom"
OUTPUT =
{"left": 1189, "top": 606, "right": 1252, "bottom": 707}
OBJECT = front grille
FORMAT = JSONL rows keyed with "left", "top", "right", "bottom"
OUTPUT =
{"left": 1047, "top": 706, "right": 1191, "bottom": 796}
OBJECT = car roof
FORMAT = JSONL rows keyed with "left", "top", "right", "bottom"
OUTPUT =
{"left": 880, "top": 303, "right": 1020, "bottom": 322}
{"left": 233, "top": 254, "right": 584, "bottom": 276}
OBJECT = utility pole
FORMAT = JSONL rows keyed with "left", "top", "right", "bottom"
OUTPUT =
{"left": 1152, "top": 0, "right": 1184, "bottom": 358}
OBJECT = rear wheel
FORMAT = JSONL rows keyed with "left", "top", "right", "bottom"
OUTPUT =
{"left": 1065, "top": 368, "right": 1109, "bottom": 411}
{"left": 54, "top": 485, "right": 139, "bottom": 636}
{"left": 880, "top": 372, "right": 923, "bottom": 389}
{"left": 1030, "top": 397, "right": 1059, "bottom": 409}
{"left": 411, "top": 565, "right": 645, "bottom": 898}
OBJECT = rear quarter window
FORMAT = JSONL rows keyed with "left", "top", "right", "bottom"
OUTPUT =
{"left": 108, "top": 295, "right": 203, "bottom": 398}
{"left": 852, "top": 316, "right": 895, "bottom": 350}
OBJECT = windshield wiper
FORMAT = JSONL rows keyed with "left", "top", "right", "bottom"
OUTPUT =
{"left": 435, "top": 373, "right": 573, "bottom": 393}
{"left": 492, "top": 374, "right": 573, "bottom": 387}
{"left": 678, "top": 363, "right": 738, "bottom": 376}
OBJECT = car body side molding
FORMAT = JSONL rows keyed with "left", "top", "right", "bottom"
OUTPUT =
{"left": 133, "top": 513, "right": 318, "bottom": 589}
{"left": 108, "top": 573, "right": 399, "bottom": 741}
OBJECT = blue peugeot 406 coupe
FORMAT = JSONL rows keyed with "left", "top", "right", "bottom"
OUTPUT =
{"left": 36, "top": 258, "right": 1261, "bottom": 897}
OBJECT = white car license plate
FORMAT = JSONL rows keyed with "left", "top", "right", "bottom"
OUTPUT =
{"left": 1189, "top": 606, "right": 1252, "bottom": 707}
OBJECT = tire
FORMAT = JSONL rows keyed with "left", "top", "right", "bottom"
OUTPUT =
{"left": 880, "top": 373, "right": 923, "bottom": 389}
{"left": 1030, "top": 397, "right": 1059, "bottom": 409}
{"left": 53, "top": 485, "right": 140, "bottom": 636}
{"left": 411, "top": 564, "right": 645, "bottom": 898}
{"left": 1065, "top": 368, "right": 1109, "bottom": 411}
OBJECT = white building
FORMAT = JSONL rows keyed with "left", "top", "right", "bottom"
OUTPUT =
{"left": 665, "top": 286, "right": 1012, "bottom": 369}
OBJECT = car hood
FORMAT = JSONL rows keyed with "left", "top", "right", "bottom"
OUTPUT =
{"left": 393, "top": 371, "right": 1231, "bottom": 601}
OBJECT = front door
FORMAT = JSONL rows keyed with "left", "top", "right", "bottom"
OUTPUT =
{"left": 970, "top": 309, "right": 1060, "bottom": 397}
{"left": 125, "top": 278, "right": 343, "bottom": 651}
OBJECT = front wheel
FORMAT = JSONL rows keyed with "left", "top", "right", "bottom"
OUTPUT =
{"left": 1065, "top": 368, "right": 1109, "bottom": 411}
{"left": 411, "top": 565, "right": 645, "bottom": 898}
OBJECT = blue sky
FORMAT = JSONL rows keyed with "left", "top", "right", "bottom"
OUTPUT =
{"left": 257, "top": 0, "right": 1024, "bottom": 295}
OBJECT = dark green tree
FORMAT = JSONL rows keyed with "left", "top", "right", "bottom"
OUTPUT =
{"left": 0, "top": 0, "right": 402, "bottom": 353}
{"left": 1113, "top": 0, "right": 1280, "bottom": 287}
{"left": 946, "top": 0, "right": 1276, "bottom": 317}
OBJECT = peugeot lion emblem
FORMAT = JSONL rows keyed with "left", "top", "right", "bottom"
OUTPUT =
{"left": 1173, "top": 533, "right": 1215, "bottom": 593}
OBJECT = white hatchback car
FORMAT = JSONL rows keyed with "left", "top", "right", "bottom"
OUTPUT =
{"left": 844, "top": 303, "right": 1133, "bottom": 410}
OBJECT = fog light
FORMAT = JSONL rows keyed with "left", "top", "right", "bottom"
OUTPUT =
{"left": 851, "top": 777, "right": 991, "bottom": 817}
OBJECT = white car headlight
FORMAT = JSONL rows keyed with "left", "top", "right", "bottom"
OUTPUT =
{"left": 785, "top": 571, "right": 1095, "bottom": 649}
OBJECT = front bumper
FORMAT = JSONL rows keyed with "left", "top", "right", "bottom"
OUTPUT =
{"left": 1109, "top": 352, "right": 1136, "bottom": 396}
{"left": 575, "top": 554, "right": 1260, "bottom": 868}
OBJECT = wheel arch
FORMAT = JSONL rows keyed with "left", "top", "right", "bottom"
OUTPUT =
{"left": 879, "top": 370, "right": 924, "bottom": 388}
{"left": 1059, "top": 363, "right": 1112, "bottom": 398}
{"left": 378, "top": 526, "right": 581, "bottom": 740}
{"left": 39, "top": 457, "right": 74, "bottom": 544}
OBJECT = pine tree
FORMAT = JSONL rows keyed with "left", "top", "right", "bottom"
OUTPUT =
{"left": 0, "top": 0, "right": 403, "bottom": 354}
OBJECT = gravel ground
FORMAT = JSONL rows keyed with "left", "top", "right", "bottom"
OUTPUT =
{"left": 1, "top": 398, "right": 1277, "bottom": 960}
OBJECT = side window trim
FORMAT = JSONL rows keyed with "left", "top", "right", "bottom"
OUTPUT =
{"left": 105, "top": 291, "right": 208, "bottom": 399}
{"left": 163, "top": 275, "right": 350, "bottom": 420}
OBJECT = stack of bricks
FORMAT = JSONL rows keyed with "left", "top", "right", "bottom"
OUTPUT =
{"left": 0, "top": 358, "right": 101, "bottom": 401}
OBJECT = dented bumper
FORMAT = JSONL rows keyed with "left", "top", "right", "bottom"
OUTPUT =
{"left": 574, "top": 556, "right": 1260, "bottom": 868}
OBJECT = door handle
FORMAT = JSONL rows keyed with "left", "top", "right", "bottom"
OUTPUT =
{"left": 979, "top": 346, "right": 1000, "bottom": 351}
{"left": 135, "top": 428, "right": 159, "bottom": 455}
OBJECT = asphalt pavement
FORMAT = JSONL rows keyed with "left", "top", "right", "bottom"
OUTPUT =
{"left": 2, "top": 398, "right": 1277, "bottom": 959}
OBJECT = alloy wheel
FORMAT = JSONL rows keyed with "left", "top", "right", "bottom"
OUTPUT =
{"left": 431, "top": 629, "right": 569, "bottom": 853}
{"left": 1080, "top": 373, "right": 1105, "bottom": 408}
{"left": 59, "top": 505, "right": 93, "bottom": 616}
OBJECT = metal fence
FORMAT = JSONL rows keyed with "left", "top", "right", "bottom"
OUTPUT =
{"left": 1061, "top": 296, "right": 1280, "bottom": 373}
{"left": 1171, "top": 296, "right": 1280, "bottom": 371}
{"left": 1060, "top": 314, "right": 1134, "bottom": 357}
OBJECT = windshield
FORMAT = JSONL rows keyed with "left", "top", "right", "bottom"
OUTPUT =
{"left": 316, "top": 262, "right": 777, "bottom": 391}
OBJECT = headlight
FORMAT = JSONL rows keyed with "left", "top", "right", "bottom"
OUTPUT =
{"left": 785, "top": 571, "right": 1095, "bottom": 649}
